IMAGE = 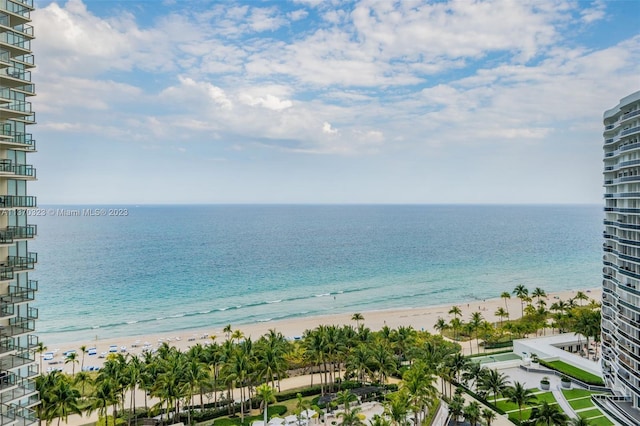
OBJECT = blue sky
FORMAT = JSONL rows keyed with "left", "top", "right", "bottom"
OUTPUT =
{"left": 30, "top": 0, "right": 640, "bottom": 204}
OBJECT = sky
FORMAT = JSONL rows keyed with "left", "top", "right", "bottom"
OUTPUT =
{"left": 29, "top": 0, "right": 640, "bottom": 204}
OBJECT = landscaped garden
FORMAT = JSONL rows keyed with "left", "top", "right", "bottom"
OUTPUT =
{"left": 562, "top": 389, "right": 614, "bottom": 426}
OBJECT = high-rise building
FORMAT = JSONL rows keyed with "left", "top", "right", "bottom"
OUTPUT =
{"left": 0, "top": 0, "right": 39, "bottom": 425}
{"left": 601, "top": 89, "right": 640, "bottom": 425}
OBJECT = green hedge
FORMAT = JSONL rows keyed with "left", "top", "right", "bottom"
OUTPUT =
{"left": 275, "top": 386, "right": 322, "bottom": 402}
{"left": 483, "top": 341, "right": 514, "bottom": 349}
{"left": 455, "top": 383, "right": 506, "bottom": 416}
{"left": 539, "top": 360, "right": 604, "bottom": 386}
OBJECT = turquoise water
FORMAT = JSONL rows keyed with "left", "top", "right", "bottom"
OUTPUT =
{"left": 30, "top": 204, "right": 603, "bottom": 344}
{"left": 472, "top": 353, "right": 523, "bottom": 364}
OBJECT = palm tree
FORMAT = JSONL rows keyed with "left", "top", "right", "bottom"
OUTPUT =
{"left": 449, "top": 317, "right": 462, "bottom": 341}
{"left": 500, "top": 291, "right": 511, "bottom": 313}
{"left": 79, "top": 345, "right": 87, "bottom": 372}
{"left": 575, "top": 291, "right": 589, "bottom": 306}
{"left": 469, "top": 311, "right": 484, "bottom": 351}
{"left": 74, "top": 371, "right": 92, "bottom": 397}
{"left": 351, "top": 313, "right": 364, "bottom": 328}
{"left": 294, "top": 392, "right": 312, "bottom": 426}
{"left": 50, "top": 378, "right": 82, "bottom": 426}
{"left": 478, "top": 368, "right": 508, "bottom": 406}
{"left": 334, "top": 389, "right": 358, "bottom": 411}
{"left": 36, "top": 341, "right": 47, "bottom": 374}
{"left": 338, "top": 406, "right": 366, "bottom": 426}
{"left": 223, "top": 324, "right": 232, "bottom": 340}
{"left": 462, "top": 363, "right": 485, "bottom": 392}
{"left": 346, "top": 344, "right": 372, "bottom": 383}
{"left": 87, "top": 378, "right": 118, "bottom": 426}
{"left": 401, "top": 361, "right": 437, "bottom": 426}
{"left": 449, "top": 306, "right": 462, "bottom": 318}
{"left": 446, "top": 353, "right": 469, "bottom": 384}
{"left": 447, "top": 393, "right": 465, "bottom": 426}
{"left": 463, "top": 401, "right": 481, "bottom": 426}
{"left": 65, "top": 352, "right": 79, "bottom": 375}
{"left": 532, "top": 287, "right": 547, "bottom": 304}
{"left": 481, "top": 408, "right": 496, "bottom": 426}
{"left": 433, "top": 317, "right": 448, "bottom": 336}
{"left": 256, "top": 383, "right": 276, "bottom": 426}
{"left": 370, "top": 343, "right": 396, "bottom": 384}
{"left": 369, "top": 414, "right": 391, "bottom": 426}
{"left": 505, "top": 381, "right": 537, "bottom": 422}
{"left": 528, "top": 401, "right": 568, "bottom": 425}
{"left": 513, "top": 284, "right": 529, "bottom": 317}
{"left": 384, "top": 390, "right": 411, "bottom": 426}
{"left": 494, "top": 307, "right": 509, "bottom": 327}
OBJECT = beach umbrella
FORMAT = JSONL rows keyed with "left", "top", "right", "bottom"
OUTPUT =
{"left": 268, "top": 417, "right": 285, "bottom": 426}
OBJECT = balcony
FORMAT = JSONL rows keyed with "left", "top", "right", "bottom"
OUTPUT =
{"left": 0, "top": 195, "right": 35, "bottom": 208}
{"left": 0, "top": 31, "right": 30, "bottom": 55}
{"left": 0, "top": 380, "right": 37, "bottom": 406}
{"left": 0, "top": 351, "right": 33, "bottom": 371}
{"left": 0, "top": 130, "right": 35, "bottom": 151}
{"left": 0, "top": 160, "right": 35, "bottom": 179}
{"left": 6, "top": 252, "right": 36, "bottom": 271}
{"left": 0, "top": 67, "right": 31, "bottom": 88}
{"left": 621, "top": 126, "right": 640, "bottom": 137}
{"left": 2, "top": 318, "right": 35, "bottom": 337}
{"left": 0, "top": 283, "right": 36, "bottom": 304}
{"left": 0, "top": 225, "right": 36, "bottom": 244}
{"left": 0, "top": 100, "right": 32, "bottom": 120}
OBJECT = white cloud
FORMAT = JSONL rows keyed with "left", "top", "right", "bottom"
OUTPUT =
{"left": 287, "top": 9, "right": 308, "bottom": 21}
{"left": 581, "top": 0, "right": 607, "bottom": 24}
{"left": 322, "top": 122, "right": 339, "bottom": 135}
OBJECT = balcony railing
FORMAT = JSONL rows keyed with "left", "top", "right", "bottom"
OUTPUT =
{"left": 0, "top": 380, "right": 36, "bottom": 405}
{"left": 0, "top": 32, "right": 29, "bottom": 50}
{"left": 6, "top": 252, "right": 36, "bottom": 271}
{"left": 621, "top": 126, "right": 640, "bottom": 137}
{"left": 0, "top": 160, "right": 35, "bottom": 178}
{"left": 0, "top": 284, "right": 35, "bottom": 304}
{"left": 2, "top": 318, "right": 35, "bottom": 337}
{"left": 0, "top": 351, "right": 33, "bottom": 371}
{"left": 0, "top": 0, "right": 31, "bottom": 18}
{"left": 0, "top": 100, "right": 31, "bottom": 113}
{"left": 0, "top": 129, "right": 35, "bottom": 150}
{"left": 0, "top": 225, "right": 36, "bottom": 243}
{"left": 0, "top": 304, "right": 12, "bottom": 318}
{"left": 0, "top": 195, "right": 36, "bottom": 208}
{"left": 0, "top": 67, "right": 31, "bottom": 83}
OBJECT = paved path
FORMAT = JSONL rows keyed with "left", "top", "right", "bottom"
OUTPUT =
{"left": 551, "top": 387, "right": 578, "bottom": 419}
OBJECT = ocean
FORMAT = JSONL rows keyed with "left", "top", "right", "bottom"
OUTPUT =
{"left": 30, "top": 204, "right": 603, "bottom": 344}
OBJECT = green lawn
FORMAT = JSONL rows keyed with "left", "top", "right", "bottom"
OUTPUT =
{"left": 578, "top": 408, "right": 606, "bottom": 419}
{"left": 499, "top": 392, "right": 560, "bottom": 424}
{"left": 543, "top": 361, "right": 604, "bottom": 385}
{"left": 533, "top": 392, "right": 557, "bottom": 404}
{"left": 562, "top": 389, "right": 604, "bottom": 400}
{"left": 568, "top": 397, "right": 596, "bottom": 410}
{"left": 587, "top": 416, "right": 615, "bottom": 426}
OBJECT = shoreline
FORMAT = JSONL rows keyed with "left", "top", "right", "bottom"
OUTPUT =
{"left": 41, "top": 287, "right": 601, "bottom": 373}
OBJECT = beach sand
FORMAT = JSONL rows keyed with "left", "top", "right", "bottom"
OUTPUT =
{"left": 42, "top": 287, "right": 601, "bottom": 373}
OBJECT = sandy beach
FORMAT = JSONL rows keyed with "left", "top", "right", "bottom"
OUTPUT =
{"left": 42, "top": 287, "right": 601, "bottom": 373}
